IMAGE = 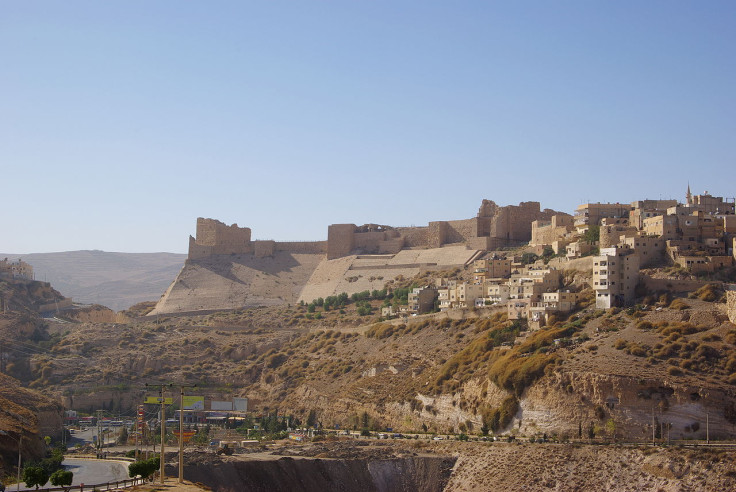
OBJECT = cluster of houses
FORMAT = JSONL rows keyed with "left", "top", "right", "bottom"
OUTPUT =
{"left": 383, "top": 188, "right": 735, "bottom": 323}
{"left": 384, "top": 257, "right": 577, "bottom": 329}
{"left": 0, "top": 257, "right": 33, "bottom": 280}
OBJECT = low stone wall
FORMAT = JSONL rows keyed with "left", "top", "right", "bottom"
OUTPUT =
{"left": 641, "top": 276, "right": 720, "bottom": 294}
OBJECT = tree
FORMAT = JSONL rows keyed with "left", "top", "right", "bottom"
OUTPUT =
{"left": 520, "top": 253, "right": 538, "bottom": 265}
{"left": 129, "top": 457, "right": 160, "bottom": 482}
{"left": 117, "top": 426, "right": 129, "bottom": 445}
{"left": 606, "top": 419, "right": 616, "bottom": 440}
{"left": 50, "top": 469, "right": 73, "bottom": 491}
{"left": 583, "top": 225, "right": 600, "bottom": 243}
{"left": 306, "top": 409, "right": 317, "bottom": 428}
{"left": 23, "top": 466, "right": 49, "bottom": 490}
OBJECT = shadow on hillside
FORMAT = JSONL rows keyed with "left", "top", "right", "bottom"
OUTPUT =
{"left": 194, "top": 252, "right": 304, "bottom": 285}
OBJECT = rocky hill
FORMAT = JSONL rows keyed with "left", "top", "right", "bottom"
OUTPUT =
{"left": 20, "top": 265, "right": 736, "bottom": 446}
{"left": 0, "top": 250, "right": 186, "bottom": 311}
{"left": 151, "top": 246, "right": 479, "bottom": 315}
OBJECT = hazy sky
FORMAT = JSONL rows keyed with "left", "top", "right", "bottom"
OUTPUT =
{"left": 2, "top": 1, "right": 734, "bottom": 254}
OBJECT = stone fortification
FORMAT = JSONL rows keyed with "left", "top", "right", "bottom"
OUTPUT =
{"left": 530, "top": 214, "right": 574, "bottom": 246}
{"left": 188, "top": 218, "right": 253, "bottom": 260}
{"left": 190, "top": 200, "right": 564, "bottom": 263}
{"left": 164, "top": 200, "right": 564, "bottom": 313}
{"left": 189, "top": 218, "right": 327, "bottom": 260}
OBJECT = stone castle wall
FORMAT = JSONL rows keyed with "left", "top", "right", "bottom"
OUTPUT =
{"left": 275, "top": 241, "right": 328, "bottom": 254}
{"left": 189, "top": 200, "right": 565, "bottom": 262}
{"left": 327, "top": 224, "right": 356, "bottom": 259}
{"left": 530, "top": 215, "right": 574, "bottom": 246}
{"left": 395, "top": 226, "right": 428, "bottom": 248}
{"left": 189, "top": 218, "right": 253, "bottom": 259}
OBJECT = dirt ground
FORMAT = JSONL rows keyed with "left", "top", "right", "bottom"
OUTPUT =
{"left": 127, "top": 478, "right": 209, "bottom": 491}
{"left": 177, "top": 439, "right": 736, "bottom": 491}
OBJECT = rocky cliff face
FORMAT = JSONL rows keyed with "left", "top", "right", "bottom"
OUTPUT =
{"left": 173, "top": 455, "right": 456, "bottom": 492}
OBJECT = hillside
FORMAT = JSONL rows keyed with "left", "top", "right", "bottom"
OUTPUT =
{"left": 22, "top": 269, "right": 736, "bottom": 445}
{"left": 1, "top": 250, "right": 186, "bottom": 311}
{"left": 152, "top": 246, "right": 479, "bottom": 315}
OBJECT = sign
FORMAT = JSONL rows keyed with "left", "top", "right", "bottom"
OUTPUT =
{"left": 233, "top": 398, "right": 248, "bottom": 412}
{"left": 211, "top": 401, "right": 233, "bottom": 411}
{"left": 182, "top": 396, "right": 205, "bottom": 410}
{"left": 144, "top": 396, "right": 173, "bottom": 405}
{"left": 172, "top": 429, "right": 197, "bottom": 443}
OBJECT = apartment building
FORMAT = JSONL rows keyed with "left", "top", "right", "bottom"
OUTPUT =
{"left": 408, "top": 286, "right": 438, "bottom": 314}
{"left": 574, "top": 202, "right": 630, "bottom": 229}
{"left": 593, "top": 246, "right": 640, "bottom": 309}
{"left": 472, "top": 257, "right": 512, "bottom": 282}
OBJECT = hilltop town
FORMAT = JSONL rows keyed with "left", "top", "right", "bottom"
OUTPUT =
{"left": 3, "top": 187, "right": 736, "bottom": 491}
{"left": 153, "top": 188, "right": 736, "bottom": 324}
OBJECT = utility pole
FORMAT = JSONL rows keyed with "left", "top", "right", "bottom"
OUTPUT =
{"left": 179, "top": 384, "right": 197, "bottom": 483}
{"left": 0, "top": 340, "right": 5, "bottom": 373}
{"left": 160, "top": 386, "right": 166, "bottom": 484}
{"left": 651, "top": 407, "right": 655, "bottom": 443}
{"left": 96, "top": 410, "right": 104, "bottom": 455}
{"left": 145, "top": 382, "right": 172, "bottom": 484}
{"left": 706, "top": 411, "right": 710, "bottom": 444}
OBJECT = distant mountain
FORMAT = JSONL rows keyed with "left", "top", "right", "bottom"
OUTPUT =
{"left": 0, "top": 250, "right": 186, "bottom": 311}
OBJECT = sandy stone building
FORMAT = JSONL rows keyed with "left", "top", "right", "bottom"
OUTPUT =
{"left": 574, "top": 202, "right": 630, "bottom": 229}
{"left": 0, "top": 258, "right": 33, "bottom": 280}
{"left": 593, "top": 246, "right": 639, "bottom": 309}
{"left": 530, "top": 214, "right": 575, "bottom": 246}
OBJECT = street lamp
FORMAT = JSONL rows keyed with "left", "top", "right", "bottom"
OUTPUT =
{"left": 0, "top": 429, "right": 22, "bottom": 492}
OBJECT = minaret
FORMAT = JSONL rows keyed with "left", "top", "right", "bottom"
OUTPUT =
{"left": 686, "top": 183, "right": 692, "bottom": 205}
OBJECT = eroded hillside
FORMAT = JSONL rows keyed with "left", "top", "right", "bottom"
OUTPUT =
{"left": 30, "top": 277, "right": 736, "bottom": 443}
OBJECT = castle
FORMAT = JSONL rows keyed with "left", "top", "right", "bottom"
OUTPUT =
{"left": 187, "top": 199, "right": 563, "bottom": 261}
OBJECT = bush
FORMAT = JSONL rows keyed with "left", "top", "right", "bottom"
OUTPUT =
{"left": 23, "top": 466, "right": 49, "bottom": 489}
{"left": 669, "top": 299, "right": 690, "bottom": 310}
{"left": 129, "top": 457, "right": 160, "bottom": 481}
{"left": 50, "top": 469, "right": 73, "bottom": 489}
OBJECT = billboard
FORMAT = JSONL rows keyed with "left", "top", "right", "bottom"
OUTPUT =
{"left": 182, "top": 396, "right": 205, "bottom": 410}
{"left": 144, "top": 396, "right": 173, "bottom": 405}
{"left": 211, "top": 401, "right": 233, "bottom": 411}
{"left": 233, "top": 398, "right": 248, "bottom": 412}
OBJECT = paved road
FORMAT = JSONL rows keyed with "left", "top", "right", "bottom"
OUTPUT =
{"left": 17, "top": 458, "right": 129, "bottom": 491}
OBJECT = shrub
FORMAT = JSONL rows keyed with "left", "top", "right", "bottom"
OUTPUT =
{"left": 636, "top": 320, "right": 653, "bottom": 330}
{"left": 50, "top": 469, "right": 73, "bottom": 489}
{"left": 129, "top": 457, "right": 160, "bottom": 481}
{"left": 669, "top": 299, "right": 690, "bottom": 310}
{"left": 23, "top": 466, "right": 49, "bottom": 489}
{"left": 667, "top": 366, "right": 683, "bottom": 376}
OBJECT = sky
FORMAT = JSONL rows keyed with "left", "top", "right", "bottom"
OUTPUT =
{"left": 2, "top": 1, "right": 735, "bottom": 254}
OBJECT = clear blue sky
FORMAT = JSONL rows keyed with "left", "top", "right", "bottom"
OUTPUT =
{"left": 2, "top": 1, "right": 734, "bottom": 253}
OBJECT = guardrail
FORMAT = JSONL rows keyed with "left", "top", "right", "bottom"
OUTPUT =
{"left": 18, "top": 477, "right": 145, "bottom": 492}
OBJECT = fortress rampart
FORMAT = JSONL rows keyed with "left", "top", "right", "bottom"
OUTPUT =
{"left": 188, "top": 200, "right": 565, "bottom": 262}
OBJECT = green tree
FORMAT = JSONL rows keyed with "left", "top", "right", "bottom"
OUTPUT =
{"left": 129, "top": 457, "right": 160, "bottom": 482}
{"left": 520, "top": 253, "right": 539, "bottom": 265}
{"left": 117, "top": 426, "right": 129, "bottom": 444}
{"left": 50, "top": 469, "right": 73, "bottom": 491}
{"left": 583, "top": 225, "right": 600, "bottom": 243}
{"left": 23, "top": 466, "right": 49, "bottom": 490}
{"left": 306, "top": 409, "right": 317, "bottom": 428}
{"left": 606, "top": 419, "right": 616, "bottom": 440}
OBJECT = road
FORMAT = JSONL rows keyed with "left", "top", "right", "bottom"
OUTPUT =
{"left": 17, "top": 458, "right": 129, "bottom": 491}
